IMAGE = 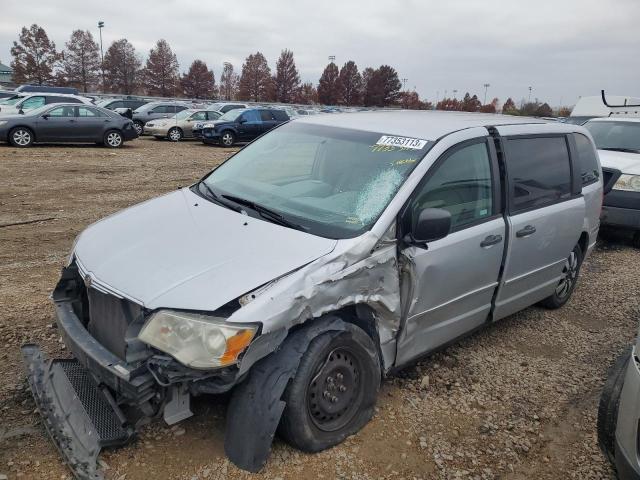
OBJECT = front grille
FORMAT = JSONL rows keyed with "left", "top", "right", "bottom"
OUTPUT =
{"left": 86, "top": 287, "right": 143, "bottom": 361}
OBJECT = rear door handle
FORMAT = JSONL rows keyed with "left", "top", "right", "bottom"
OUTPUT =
{"left": 480, "top": 234, "right": 503, "bottom": 247}
{"left": 516, "top": 225, "right": 536, "bottom": 238}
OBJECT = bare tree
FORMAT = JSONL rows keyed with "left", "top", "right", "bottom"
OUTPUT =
{"left": 219, "top": 62, "right": 239, "bottom": 100}
{"left": 238, "top": 52, "right": 272, "bottom": 102}
{"left": 103, "top": 39, "right": 141, "bottom": 94}
{"left": 10, "top": 24, "right": 61, "bottom": 85}
{"left": 60, "top": 30, "right": 101, "bottom": 92}
{"left": 338, "top": 60, "right": 362, "bottom": 106}
{"left": 144, "top": 39, "right": 180, "bottom": 96}
{"left": 181, "top": 60, "right": 216, "bottom": 99}
{"left": 274, "top": 49, "right": 300, "bottom": 103}
{"left": 317, "top": 62, "right": 340, "bottom": 105}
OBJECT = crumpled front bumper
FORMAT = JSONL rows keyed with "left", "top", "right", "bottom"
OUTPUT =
{"left": 22, "top": 345, "right": 135, "bottom": 480}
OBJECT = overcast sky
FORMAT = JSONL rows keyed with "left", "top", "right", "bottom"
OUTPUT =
{"left": 1, "top": 0, "right": 639, "bottom": 106}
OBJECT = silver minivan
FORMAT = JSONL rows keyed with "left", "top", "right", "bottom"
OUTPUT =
{"left": 23, "top": 111, "right": 602, "bottom": 477}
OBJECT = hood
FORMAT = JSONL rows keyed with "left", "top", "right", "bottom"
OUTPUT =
{"left": 73, "top": 188, "right": 337, "bottom": 311}
{"left": 598, "top": 149, "right": 640, "bottom": 175}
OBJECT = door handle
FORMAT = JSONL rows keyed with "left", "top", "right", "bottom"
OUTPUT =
{"left": 516, "top": 225, "right": 536, "bottom": 238}
{"left": 480, "top": 234, "right": 503, "bottom": 247}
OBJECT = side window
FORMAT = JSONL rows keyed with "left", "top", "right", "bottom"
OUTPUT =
{"left": 22, "top": 96, "right": 46, "bottom": 109}
{"left": 151, "top": 105, "right": 167, "bottom": 114}
{"left": 78, "top": 107, "right": 103, "bottom": 117}
{"left": 259, "top": 110, "right": 274, "bottom": 121}
{"left": 573, "top": 133, "right": 600, "bottom": 186}
{"left": 110, "top": 101, "right": 124, "bottom": 109}
{"left": 505, "top": 136, "right": 572, "bottom": 212}
{"left": 410, "top": 142, "right": 494, "bottom": 232}
{"left": 47, "top": 106, "right": 76, "bottom": 117}
{"left": 190, "top": 111, "right": 207, "bottom": 121}
{"left": 240, "top": 110, "right": 260, "bottom": 123}
{"left": 175, "top": 106, "right": 187, "bottom": 113}
{"left": 206, "top": 111, "right": 220, "bottom": 120}
{"left": 272, "top": 110, "right": 289, "bottom": 121}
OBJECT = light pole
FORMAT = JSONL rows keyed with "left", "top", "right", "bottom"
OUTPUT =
{"left": 483, "top": 83, "right": 490, "bottom": 105}
{"left": 98, "top": 21, "right": 105, "bottom": 93}
{"left": 328, "top": 55, "right": 335, "bottom": 64}
{"left": 528, "top": 86, "right": 532, "bottom": 103}
{"left": 402, "top": 78, "right": 408, "bottom": 91}
{"left": 453, "top": 89, "right": 458, "bottom": 100}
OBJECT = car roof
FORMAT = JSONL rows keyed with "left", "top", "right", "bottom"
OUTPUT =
{"left": 294, "top": 110, "right": 556, "bottom": 141}
{"left": 586, "top": 116, "right": 640, "bottom": 123}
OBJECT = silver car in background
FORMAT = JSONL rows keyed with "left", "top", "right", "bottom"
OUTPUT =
{"left": 22, "top": 111, "right": 602, "bottom": 478}
{"left": 143, "top": 108, "right": 222, "bottom": 141}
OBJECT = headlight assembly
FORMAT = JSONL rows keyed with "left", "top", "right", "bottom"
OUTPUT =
{"left": 613, "top": 174, "right": 640, "bottom": 192}
{"left": 138, "top": 310, "right": 257, "bottom": 369}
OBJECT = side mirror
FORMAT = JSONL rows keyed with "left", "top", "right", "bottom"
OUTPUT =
{"left": 238, "top": 118, "right": 247, "bottom": 124}
{"left": 18, "top": 108, "right": 24, "bottom": 115}
{"left": 41, "top": 113, "right": 50, "bottom": 119}
{"left": 409, "top": 208, "right": 451, "bottom": 246}
{"left": 147, "top": 111, "right": 153, "bottom": 115}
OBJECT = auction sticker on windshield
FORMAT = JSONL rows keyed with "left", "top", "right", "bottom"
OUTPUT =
{"left": 375, "top": 135, "right": 428, "bottom": 150}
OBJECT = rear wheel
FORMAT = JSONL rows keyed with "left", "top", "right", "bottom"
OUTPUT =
{"left": 9, "top": 127, "right": 34, "bottom": 147}
{"left": 278, "top": 324, "right": 380, "bottom": 452}
{"left": 633, "top": 231, "right": 640, "bottom": 249}
{"left": 104, "top": 130, "right": 123, "bottom": 148}
{"left": 168, "top": 127, "right": 183, "bottom": 142}
{"left": 539, "top": 244, "right": 582, "bottom": 309}
{"left": 598, "top": 348, "right": 631, "bottom": 465}
{"left": 220, "top": 131, "right": 235, "bottom": 147}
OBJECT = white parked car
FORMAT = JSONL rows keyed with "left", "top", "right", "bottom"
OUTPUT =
{"left": 0, "top": 93, "right": 93, "bottom": 116}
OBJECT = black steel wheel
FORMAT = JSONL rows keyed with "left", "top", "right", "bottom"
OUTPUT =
{"left": 278, "top": 323, "right": 380, "bottom": 452}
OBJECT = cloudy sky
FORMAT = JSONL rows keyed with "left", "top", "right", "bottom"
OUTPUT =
{"left": 1, "top": 0, "right": 639, "bottom": 106}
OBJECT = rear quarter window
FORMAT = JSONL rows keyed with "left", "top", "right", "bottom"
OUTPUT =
{"left": 573, "top": 133, "right": 600, "bottom": 186}
{"left": 505, "top": 136, "right": 572, "bottom": 213}
{"left": 272, "top": 110, "right": 289, "bottom": 121}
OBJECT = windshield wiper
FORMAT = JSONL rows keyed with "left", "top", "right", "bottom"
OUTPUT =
{"left": 600, "top": 147, "right": 640, "bottom": 154}
{"left": 221, "top": 194, "right": 306, "bottom": 231}
{"left": 196, "top": 182, "right": 242, "bottom": 212}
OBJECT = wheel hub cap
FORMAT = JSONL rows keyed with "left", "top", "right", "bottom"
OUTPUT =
{"left": 14, "top": 130, "right": 30, "bottom": 145}
{"left": 556, "top": 251, "right": 578, "bottom": 298}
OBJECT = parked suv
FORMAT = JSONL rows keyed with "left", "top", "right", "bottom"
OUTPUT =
{"left": 584, "top": 117, "right": 640, "bottom": 248}
{"left": 201, "top": 107, "right": 289, "bottom": 146}
{"left": 22, "top": 111, "right": 601, "bottom": 479}
{"left": 0, "top": 93, "right": 93, "bottom": 116}
{"left": 131, "top": 101, "right": 190, "bottom": 135}
{"left": 96, "top": 98, "right": 149, "bottom": 112}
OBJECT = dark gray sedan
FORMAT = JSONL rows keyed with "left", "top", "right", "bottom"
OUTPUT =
{"left": 0, "top": 103, "right": 138, "bottom": 148}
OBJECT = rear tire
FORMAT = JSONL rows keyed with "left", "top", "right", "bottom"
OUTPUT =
{"left": 598, "top": 348, "right": 631, "bottom": 465}
{"left": 539, "top": 243, "right": 582, "bottom": 309}
{"left": 633, "top": 231, "right": 640, "bottom": 249}
{"left": 104, "top": 130, "right": 123, "bottom": 148}
{"left": 9, "top": 127, "right": 34, "bottom": 147}
{"left": 278, "top": 324, "right": 380, "bottom": 452}
{"left": 168, "top": 127, "right": 183, "bottom": 142}
{"left": 220, "top": 130, "right": 235, "bottom": 147}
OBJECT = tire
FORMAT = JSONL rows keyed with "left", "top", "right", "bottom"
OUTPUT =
{"left": 168, "top": 127, "right": 183, "bottom": 142}
{"left": 220, "top": 130, "right": 235, "bottom": 147}
{"left": 597, "top": 348, "right": 631, "bottom": 465}
{"left": 133, "top": 121, "right": 144, "bottom": 136}
{"left": 539, "top": 243, "right": 583, "bottom": 309}
{"left": 633, "top": 232, "right": 640, "bottom": 249}
{"left": 9, "top": 127, "right": 34, "bottom": 147}
{"left": 278, "top": 324, "right": 380, "bottom": 452}
{"left": 104, "top": 130, "right": 123, "bottom": 148}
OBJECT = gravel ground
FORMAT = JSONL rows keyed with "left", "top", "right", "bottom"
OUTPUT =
{"left": 0, "top": 137, "right": 638, "bottom": 479}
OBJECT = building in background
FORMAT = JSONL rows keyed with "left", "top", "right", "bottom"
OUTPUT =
{"left": 0, "top": 61, "right": 13, "bottom": 86}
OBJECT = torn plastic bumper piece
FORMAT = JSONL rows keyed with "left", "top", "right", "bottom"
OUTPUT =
{"left": 21, "top": 344, "right": 135, "bottom": 480}
{"left": 224, "top": 316, "right": 349, "bottom": 472}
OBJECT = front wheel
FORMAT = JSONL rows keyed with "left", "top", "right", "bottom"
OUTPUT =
{"left": 278, "top": 325, "right": 380, "bottom": 452}
{"left": 539, "top": 244, "right": 582, "bottom": 309}
{"left": 133, "top": 121, "right": 144, "bottom": 136}
{"left": 220, "top": 131, "right": 235, "bottom": 147}
{"left": 168, "top": 127, "right": 183, "bottom": 142}
{"left": 9, "top": 127, "right": 34, "bottom": 147}
{"left": 633, "top": 232, "right": 640, "bottom": 249}
{"left": 104, "top": 130, "right": 123, "bottom": 148}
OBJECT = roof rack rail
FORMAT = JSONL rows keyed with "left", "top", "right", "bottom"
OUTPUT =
{"left": 601, "top": 90, "right": 640, "bottom": 108}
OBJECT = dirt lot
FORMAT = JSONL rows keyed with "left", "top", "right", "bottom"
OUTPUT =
{"left": 1, "top": 137, "right": 639, "bottom": 480}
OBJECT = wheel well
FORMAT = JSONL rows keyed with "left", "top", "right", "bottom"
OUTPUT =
{"left": 578, "top": 231, "right": 589, "bottom": 254}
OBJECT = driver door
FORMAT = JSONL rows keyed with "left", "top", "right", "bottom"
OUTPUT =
{"left": 35, "top": 105, "right": 77, "bottom": 142}
{"left": 236, "top": 110, "right": 261, "bottom": 141}
{"left": 395, "top": 138, "right": 506, "bottom": 365}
